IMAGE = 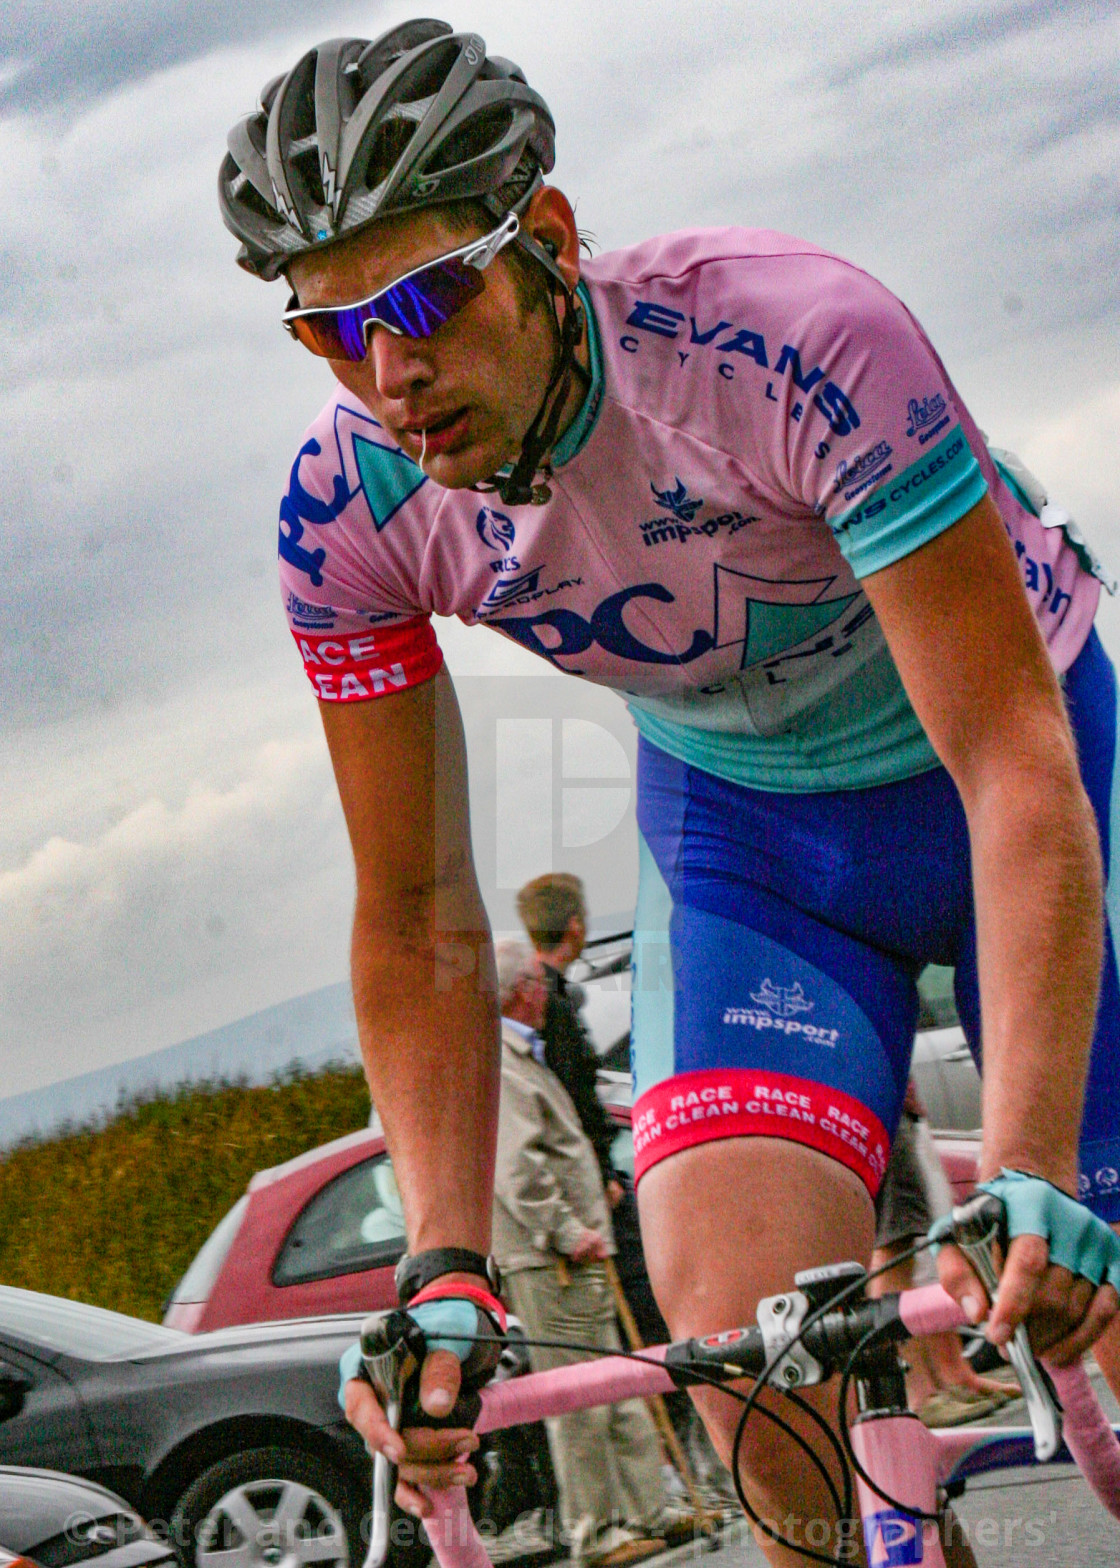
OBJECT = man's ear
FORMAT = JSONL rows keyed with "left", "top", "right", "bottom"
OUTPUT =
{"left": 523, "top": 186, "right": 581, "bottom": 292}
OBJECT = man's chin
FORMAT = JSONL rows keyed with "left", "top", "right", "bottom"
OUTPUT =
{"left": 418, "top": 442, "right": 512, "bottom": 492}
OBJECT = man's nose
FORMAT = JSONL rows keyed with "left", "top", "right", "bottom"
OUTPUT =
{"left": 366, "top": 325, "right": 435, "bottom": 399}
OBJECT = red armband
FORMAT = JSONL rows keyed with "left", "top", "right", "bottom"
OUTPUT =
{"left": 292, "top": 615, "right": 443, "bottom": 703}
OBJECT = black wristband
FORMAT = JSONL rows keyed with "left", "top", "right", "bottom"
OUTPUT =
{"left": 394, "top": 1247, "right": 501, "bottom": 1305}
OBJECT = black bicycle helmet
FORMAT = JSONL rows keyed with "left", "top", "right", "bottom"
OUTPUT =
{"left": 219, "top": 19, "right": 585, "bottom": 504}
{"left": 219, "top": 19, "right": 558, "bottom": 282}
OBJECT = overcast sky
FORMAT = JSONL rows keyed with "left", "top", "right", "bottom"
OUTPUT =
{"left": 0, "top": 0, "right": 1117, "bottom": 1096}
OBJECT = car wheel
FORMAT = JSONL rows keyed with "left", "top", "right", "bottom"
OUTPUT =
{"left": 170, "top": 1447, "right": 363, "bottom": 1568}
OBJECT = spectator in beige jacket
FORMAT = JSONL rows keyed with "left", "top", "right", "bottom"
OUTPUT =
{"left": 493, "top": 940, "right": 670, "bottom": 1568}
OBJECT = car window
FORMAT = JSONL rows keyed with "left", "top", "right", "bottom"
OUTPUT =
{"left": 916, "top": 965, "right": 959, "bottom": 1030}
{"left": 610, "top": 1125, "right": 634, "bottom": 1181}
{"left": 273, "top": 1155, "right": 406, "bottom": 1286}
{"left": 0, "top": 1286, "right": 183, "bottom": 1360}
{"left": 168, "top": 1195, "right": 250, "bottom": 1304}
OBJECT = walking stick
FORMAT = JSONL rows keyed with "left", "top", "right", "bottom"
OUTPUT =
{"left": 603, "top": 1257, "right": 717, "bottom": 1535}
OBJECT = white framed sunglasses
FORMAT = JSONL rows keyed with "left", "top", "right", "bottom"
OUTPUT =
{"left": 283, "top": 211, "right": 521, "bottom": 359}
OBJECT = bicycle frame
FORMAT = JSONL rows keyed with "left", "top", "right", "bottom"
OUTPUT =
{"left": 409, "top": 1282, "right": 1120, "bottom": 1568}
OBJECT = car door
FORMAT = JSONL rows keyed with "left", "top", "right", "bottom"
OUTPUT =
{"left": 0, "top": 1340, "right": 97, "bottom": 1470}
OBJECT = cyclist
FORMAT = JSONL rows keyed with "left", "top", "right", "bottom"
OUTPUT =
{"left": 219, "top": 20, "right": 1120, "bottom": 1562}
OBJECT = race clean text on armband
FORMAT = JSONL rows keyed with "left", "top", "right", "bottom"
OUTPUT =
{"left": 631, "top": 1068, "right": 889, "bottom": 1195}
{"left": 292, "top": 617, "right": 442, "bottom": 702}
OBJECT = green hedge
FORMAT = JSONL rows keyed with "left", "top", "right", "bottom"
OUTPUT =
{"left": 0, "top": 1066, "right": 370, "bottom": 1322}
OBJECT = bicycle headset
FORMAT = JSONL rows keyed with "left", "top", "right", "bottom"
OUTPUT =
{"left": 218, "top": 18, "right": 588, "bottom": 506}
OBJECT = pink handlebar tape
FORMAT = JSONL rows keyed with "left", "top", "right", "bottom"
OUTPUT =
{"left": 475, "top": 1348, "right": 676, "bottom": 1434}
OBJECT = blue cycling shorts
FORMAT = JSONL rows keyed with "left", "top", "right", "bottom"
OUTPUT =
{"left": 630, "top": 626, "right": 1120, "bottom": 1222}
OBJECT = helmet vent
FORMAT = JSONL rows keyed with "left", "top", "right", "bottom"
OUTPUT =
{"left": 426, "top": 105, "right": 513, "bottom": 174}
{"left": 393, "top": 39, "right": 462, "bottom": 104}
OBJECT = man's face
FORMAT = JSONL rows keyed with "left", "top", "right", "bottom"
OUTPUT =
{"left": 288, "top": 206, "right": 557, "bottom": 490}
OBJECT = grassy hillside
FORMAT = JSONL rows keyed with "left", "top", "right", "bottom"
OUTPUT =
{"left": 0, "top": 1065, "right": 371, "bottom": 1322}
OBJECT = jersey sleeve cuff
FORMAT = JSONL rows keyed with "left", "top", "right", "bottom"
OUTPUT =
{"left": 830, "top": 427, "right": 989, "bottom": 579}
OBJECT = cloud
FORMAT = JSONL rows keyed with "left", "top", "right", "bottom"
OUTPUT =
{"left": 0, "top": 0, "right": 362, "bottom": 115}
{"left": 0, "top": 727, "right": 353, "bottom": 1092}
{"left": 827, "top": 0, "right": 1116, "bottom": 83}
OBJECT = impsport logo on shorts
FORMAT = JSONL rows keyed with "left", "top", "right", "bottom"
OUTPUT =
{"left": 722, "top": 979, "right": 840, "bottom": 1046}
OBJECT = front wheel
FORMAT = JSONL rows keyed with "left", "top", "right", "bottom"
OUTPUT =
{"left": 169, "top": 1446, "right": 363, "bottom": 1568}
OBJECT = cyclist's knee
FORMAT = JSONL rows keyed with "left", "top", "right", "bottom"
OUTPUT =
{"left": 637, "top": 1136, "right": 875, "bottom": 1335}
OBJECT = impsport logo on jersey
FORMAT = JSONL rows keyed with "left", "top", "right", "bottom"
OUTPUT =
{"left": 651, "top": 478, "right": 704, "bottom": 522}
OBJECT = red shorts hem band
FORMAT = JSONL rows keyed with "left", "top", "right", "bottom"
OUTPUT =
{"left": 632, "top": 1068, "right": 889, "bottom": 1197}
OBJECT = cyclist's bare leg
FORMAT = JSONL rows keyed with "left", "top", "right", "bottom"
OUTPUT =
{"left": 639, "top": 1135, "right": 978, "bottom": 1568}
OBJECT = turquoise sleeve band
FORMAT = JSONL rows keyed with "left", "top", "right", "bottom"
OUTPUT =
{"left": 829, "top": 426, "right": 987, "bottom": 579}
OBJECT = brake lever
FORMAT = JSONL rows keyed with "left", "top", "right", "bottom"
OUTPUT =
{"left": 950, "top": 1193, "right": 1063, "bottom": 1462}
{"left": 359, "top": 1311, "right": 427, "bottom": 1568}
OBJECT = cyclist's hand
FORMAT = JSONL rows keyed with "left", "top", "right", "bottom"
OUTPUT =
{"left": 567, "top": 1227, "right": 610, "bottom": 1262}
{"left": 935, "top": 1170, "right": 1120, "bottom": 1366}
{"left": 342, "top": 1357, "right": 476, "bottom": 1515}
{"left": 339, "top": 1291, "right": 504, "bottom": 1518}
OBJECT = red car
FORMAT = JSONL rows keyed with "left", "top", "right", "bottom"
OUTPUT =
{"left": 164, "top": 1092, "right": 978, "bottom": 1332}
{"left": 164, "top": 1127, "right": 404, "bottom": 1331}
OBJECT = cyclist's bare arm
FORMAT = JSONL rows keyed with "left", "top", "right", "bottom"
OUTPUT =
{"left": 320, "top": 664, "right": 498, "bottom": 1502}
{"left": 864, "top": 492, "right": 1115, "bottom": 1357}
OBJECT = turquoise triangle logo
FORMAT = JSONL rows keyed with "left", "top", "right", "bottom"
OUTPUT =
{"left": 743, "top": 595, "right": 858, "bottom": 667}
{"left": 353, "top": 434, "right": 427, "bottom": 531}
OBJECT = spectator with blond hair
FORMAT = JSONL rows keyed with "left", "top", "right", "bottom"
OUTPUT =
{"left": 516, "top": 875, "right": 621, "bottom": 1203}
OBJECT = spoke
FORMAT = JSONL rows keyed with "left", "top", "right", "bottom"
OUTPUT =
{"left": 198, "top": 1542, "right": 259, "bottom": 1568}
{"left": 292, "top": 1532, "right": 347, "bottom": 1564}
{"left": 273, "top": 1482, "right": 316, "bottom": 1538}
{"left": 219, "top": 1490, "right": 267, "bottom": 1546}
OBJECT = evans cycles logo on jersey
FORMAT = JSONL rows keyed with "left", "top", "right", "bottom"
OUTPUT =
{"left": 641, "top": 479, "right": 758, "bottom": 548}
{"left": 622, "top": 300, "right": 862, "bottom": 447}
{"left": 905, "top": 393, "right": 950, "bottom": 446}
{"left": 864, "top": 1511, "right": 923, "bottom": 1565}
{"left": 723, "top": 981, "right": 839, "bottom": 1045}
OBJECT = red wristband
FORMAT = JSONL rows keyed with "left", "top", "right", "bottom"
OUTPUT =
{"left": 408, "top": 1280, "right": 508, "bottom": 1332}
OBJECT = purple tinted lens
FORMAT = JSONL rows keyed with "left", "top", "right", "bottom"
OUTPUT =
{"left": 290, "top": 255, "right": 485, "bottom": 359}
{"left": 375, "top": 256, "right": 485, "bottom": 339}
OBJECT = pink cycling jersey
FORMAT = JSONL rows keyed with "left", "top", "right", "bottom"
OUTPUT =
{"left": 277, "top": 227, "right": 1103, "bottom": 792}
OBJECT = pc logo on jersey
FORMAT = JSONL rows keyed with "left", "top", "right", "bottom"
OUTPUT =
{"left": 864, "top": 1510, "right": 922, "bottom": 1565}
{"left": 476, "top": 506, "right": 516, "bottom": 553}
{"left": 750, "top": 980, "right": 813, "bottom": 1019}
{"left": 651, "top": 478, "right": 704, "bottom": 523}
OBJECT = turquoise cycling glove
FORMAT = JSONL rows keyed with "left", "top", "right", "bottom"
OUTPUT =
{"left": 338, "top": 1293, "right": 505, "bottom": 1413}
{"left": 930, "top": 1168, "right": 1120, "bottom": 1296}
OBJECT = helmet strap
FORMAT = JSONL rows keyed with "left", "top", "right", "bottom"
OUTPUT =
{"left": 477, "top": 278, "right": 588, "bottom": 507}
